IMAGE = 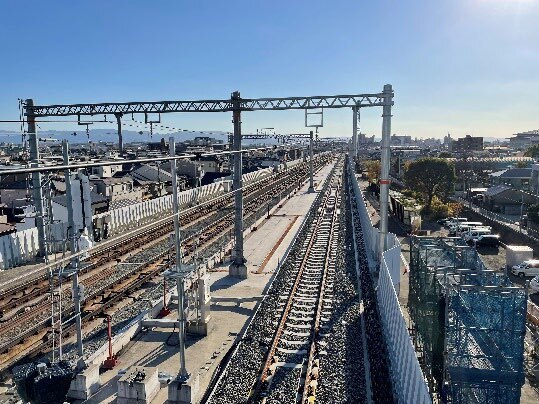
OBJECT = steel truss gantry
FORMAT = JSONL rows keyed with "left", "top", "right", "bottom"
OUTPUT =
{"left": 24, "top": 86, "right": 394, "bottom": 275}
{"left": 27, "top": 93, "right": 387, "bottom": 117}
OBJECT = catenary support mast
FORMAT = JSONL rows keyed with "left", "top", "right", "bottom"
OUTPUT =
{"left": 26, "top": 99, "right": 46, "bottom": 257}
{"left": 229, "top": 91, "right": 247, "bottom": 278}
{"left": 378, "top": 84, "right": 393, "bottom": 258}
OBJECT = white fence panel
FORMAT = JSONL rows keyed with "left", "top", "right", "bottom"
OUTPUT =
{"left": 348, "top": 158, "right": 431, "bottom": 403}
{"left": 378, "top": 255, "right": 431, "bottom": 404}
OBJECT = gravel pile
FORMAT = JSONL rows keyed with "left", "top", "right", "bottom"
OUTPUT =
{"left": 264, "top": 367, "right": 302, "bottom": 404}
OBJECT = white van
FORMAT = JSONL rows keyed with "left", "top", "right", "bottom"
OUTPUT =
{"left": 464, "top": 228, "right": 492, "bottom": 244}
{"left": 511, "top": 260, "right": 539, "bottom": 278}
{"left": 446, "top": 217, "right": 468, "bottom": 228}
{"left": 449, "top": 222, "right": 484, "bottom": 236}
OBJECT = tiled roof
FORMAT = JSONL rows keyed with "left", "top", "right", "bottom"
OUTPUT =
{"left": 52, "top": 191, "right": 108, "bottom": 207}
{"left": 490, "top": 168, "right": 532, "bottom": 178}
{"left": 130, "top": 164, "right": 173, "bottom": 183}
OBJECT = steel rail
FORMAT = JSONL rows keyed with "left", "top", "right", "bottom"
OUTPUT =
{"left": 301, "top": 175, "right": 341, "bottom": 404}
{"left": 257, "top": 163, "right": 339, "bottom": 387}
{"left": 0, "top": 155, "right": 324, "bottom": 294}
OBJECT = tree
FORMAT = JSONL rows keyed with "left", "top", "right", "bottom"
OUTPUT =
{"left": 454, "top": 157, "right": 492, "bottom": 187}
{"left": 514, "top": 160, "right": 528, "bottom": 168}
{"left": 524, "top": 145, "right": 539, "bottom": 158}
{"left": 438, "top": 152, "right": 452, "bottom": 158}
{"left": 362, "top": 160, "right": 381, "bottom": 182}
{"left": 404, "top": 157, "right": 455, "bottom": 213}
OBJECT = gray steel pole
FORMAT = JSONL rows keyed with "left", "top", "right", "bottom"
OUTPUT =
{"left": 352, "top": 105, "right": 358, "bottom": 158}
{"left": 520, "top": 193, "right": 524, "bottom": 233}
{"left": 26, "top": 99, "right": 46, "bottom": 257}
{"left": 231, "top": 91, "right": 245, "bottom": 267}
{"left": 115, "top": 113, "right": 123, "bottom": 154}
{"left": 308, "top": 131, "right": 314, "bottom": 192}
{"left": 379, "top": 84, "right": 393, "bottom": 259}
{"left": 357, "top": 107, "right": 361, "bottom": 156}
{"left": 169, "top": 137, "right": 188, "bottom": 378}
{"left": 62, "top": 140, "right": 84, "bottom": 358}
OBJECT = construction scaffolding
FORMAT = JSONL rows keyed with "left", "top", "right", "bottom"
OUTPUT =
{"left": 409, "top": 237, "right": 527, "bottom": 403}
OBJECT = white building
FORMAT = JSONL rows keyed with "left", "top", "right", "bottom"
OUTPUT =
{"left": 91, "top": 163, "right": 123, "bottom": 178}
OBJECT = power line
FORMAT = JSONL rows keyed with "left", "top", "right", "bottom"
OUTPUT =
{"left": 125, "top": 118, "right": 231, "bottom": 137}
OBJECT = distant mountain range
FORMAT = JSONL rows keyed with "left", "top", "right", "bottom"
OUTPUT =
{"left": 0, "top": 129, "right": 279, "bottom": 145}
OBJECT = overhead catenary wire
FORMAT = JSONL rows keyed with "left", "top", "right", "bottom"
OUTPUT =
{"left": 0, "top": 142, "right": 306, "bottom": 176}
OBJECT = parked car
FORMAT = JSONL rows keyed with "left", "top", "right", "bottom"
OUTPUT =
{"left": 464, "top": 229, "right": 492, "bottom": 244}
{"left": 530, "top": 275, "right": 539, "bottom": 294}
{"left": 511, "top": 260, "right": 539, "bottom": 278}
{"left": 474, "top": 234, "right": 500, "bottom": 247}
{"left": 449, "top": 222, "right": 485, "bottom": 237}
{"left": 445, "top": 217, "right": 468, "bottom": 229}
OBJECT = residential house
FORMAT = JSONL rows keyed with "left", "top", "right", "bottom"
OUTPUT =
{"left": 91, "top": 176, "right": 143, "bottom": 202}
{"left": 483, "top": 185, "right": 539, "bottom": 215}
{"left": 91, "top": 163, "right": 123, "bottom": 178}
{"left": 489, "top": 168, "right": 532, "bottom": 191}
{"left": 129, "top": 164, "right": 186, "bottom": 199}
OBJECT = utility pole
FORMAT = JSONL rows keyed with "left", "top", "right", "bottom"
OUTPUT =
{"left": 520, "top": 193, "right": 525, "bottom": 233}
{"left": 379, "top": 84, "right": 393, "bottom": 259}
{"left": 229, "top": 91, "right": 247, "bottom": 278}
{"left": 115, "top": 113, "right": 123, "bottom": 154}
{"left": 62, "top": 140, "right": 84, "bottom": 363}
{"left": 25, "top": 99, "right": 46, "bottom": 257}
{"left": 308, "top": 131, "right": 314, "bottom": 192}
{"left": 169, "top": 138, "right": 188, "bottom": 379}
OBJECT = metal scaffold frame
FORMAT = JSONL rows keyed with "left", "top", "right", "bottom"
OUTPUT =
{"left": 408, "top": 237, "right": 527, "bottom": 404}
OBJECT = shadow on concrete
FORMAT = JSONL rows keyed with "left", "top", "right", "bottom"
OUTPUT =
{"left": 211, "top": 302, "right": 254, "bottom": 317}
{"left": 476, "top": 246, "right": 500, "bottom": 255}
{"left": 87, "top": 373, "right": 121, "bottom": 403}
{"left": 129, "top": 333, "right": 204, "bottom": 368}
{"left": 210, "top": 275, "right": 244, "bottom": 292}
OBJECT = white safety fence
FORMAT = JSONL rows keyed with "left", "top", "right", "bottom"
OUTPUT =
{"left": 0, "top": 222, "right": 67, "bottom": 270}
{"left": 97, "top": 180, "right": 230, "bottom": 236}
{"left": 100, "top": 166, "right": 277, "bottom": 237}
{"left": 378, "top": 250, "right": 431, "bottom": 404}
{"left": 348, "top": 158, "right": 431, "bottom": 403}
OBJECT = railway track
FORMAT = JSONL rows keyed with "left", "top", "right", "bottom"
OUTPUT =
{"left": 0, "top": 157, "right": 331, "bottom": 373}
{"left": 253, "top": 162, "right": 341, "bottom": 403}
{"left": 0, "top": 162, "right": 287, "bottom": 316}
{"left": 205, "top": 156, "right": 345, "bottom": 404}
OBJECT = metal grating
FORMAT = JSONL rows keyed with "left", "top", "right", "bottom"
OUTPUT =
{"left": 408, "top": 237, "right": 527, "bottom": 403}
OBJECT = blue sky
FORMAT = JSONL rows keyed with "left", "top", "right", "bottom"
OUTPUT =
{"left": 0, "top": 0, "right": 538, "bottom": 140}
